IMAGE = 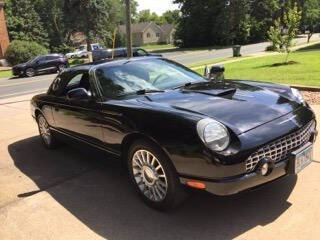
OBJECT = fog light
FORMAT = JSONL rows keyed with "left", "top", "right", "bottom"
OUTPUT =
{"left": 256, "top": 157, "right": 274, "bottom": 176}
{"left": 260, "top": 163, "right": 269, "bottom": 176}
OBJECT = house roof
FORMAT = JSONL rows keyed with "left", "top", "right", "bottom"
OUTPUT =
{"left": 160, "top": 24, "right": 175, "bottom": 35}
{"left": 119, "top": 22, "right": 175, "bottom": 36}
{"left": 119, "top": 22, "right": 151, "bottom": 34}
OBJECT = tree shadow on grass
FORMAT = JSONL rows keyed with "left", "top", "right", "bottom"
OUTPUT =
{"left": 253, "top": 61, "right": 300, "bottom": 69}
{"left": 8, "top": 136, "right": 297, "bottom": 240}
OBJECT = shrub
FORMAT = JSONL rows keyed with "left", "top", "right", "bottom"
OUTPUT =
{"left": 51, "top": 44, "right": 75, "bottom": 54}
{"left": 5, "top": 40, "right": 48, "bottom": 65}
{"left": 265, "top": 45, "right": 277, "bottom": 52}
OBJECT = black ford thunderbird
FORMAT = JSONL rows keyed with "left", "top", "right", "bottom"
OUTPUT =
{"left": 31, "top": 57, "right": 317, "bottom": 210}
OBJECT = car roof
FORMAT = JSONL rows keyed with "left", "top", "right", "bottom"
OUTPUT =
{"left": 38, "top": 53, "right": 63, "bottom": 57}
{"left": 106, "top": 47, "right": 142, "bottom": 52}
{"left": 67, "top": 56, "right": 162, "bottom": 73}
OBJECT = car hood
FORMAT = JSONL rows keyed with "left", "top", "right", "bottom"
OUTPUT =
{"left": 137, "top": 81, "right": 302, "bottom": 134}
{"left": 13, "top": 63, "right": 27, "bottom": 68}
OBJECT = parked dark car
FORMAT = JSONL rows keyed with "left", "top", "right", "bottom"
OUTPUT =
{"left": 92, "top": 47, "right": 162, "bottom": 62}
{"left": 12, "top": 54, "right": 69, "bottom": 77}
{"left": 31, "top": 57, "right": 317, "bottom": 210}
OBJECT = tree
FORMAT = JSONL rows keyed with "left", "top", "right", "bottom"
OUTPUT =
{"left": 4, "top": 0, "right": 49, "bottom": 47}
{"left": 216, "top": 0, "right": 252, "bottom": 45}
{"left": 268, "top": 2, "right": 302, "bottom": 63}
{"left": 301, "top": 0, "right": 320, "bottom": 42}
{"left": 267, "top": 18, "right": 283, "bottom": 51}
{"left": 162, "top": 10, "right": 180, "bottom": 24}
{"left": 33, "top": 0, "right": 73, "bottom": 52}
{"left": 135, "top": 9, "right": 175, "bottom": 25}
{"left": 69, "top": 0, "right": 122, "bottom": 49}
{"left": 249, "top": 0, "right": 280, "bottom": 42}
{"left": 136, "top": 9, "right": 152, "bottom": 22}
{"left": 282, "top": 2, "right": 302, "bottom": 62}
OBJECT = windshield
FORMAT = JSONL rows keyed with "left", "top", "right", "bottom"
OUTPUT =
{"left": 27, "top": 56, "right": 40, "bottom": 64}
{"left": 94, "top": 58, "right": 206, "bottom": 98}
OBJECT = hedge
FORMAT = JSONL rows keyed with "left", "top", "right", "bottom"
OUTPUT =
{"left": 5, "top": 40, "right": 48, "bottom": 66}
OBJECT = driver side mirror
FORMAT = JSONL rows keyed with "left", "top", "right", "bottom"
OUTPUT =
{"left": 67, "top": 88, "right": 89, "bottom": 100}
{"left": 204, "top": 65, "right": 225, "bottom": 81}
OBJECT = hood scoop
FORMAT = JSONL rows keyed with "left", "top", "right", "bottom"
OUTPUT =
{"left": 182, "top": 88, "right": 236, "bottom": 97}
{"left": 137, "top": 81, "right": 301, "bottom": 134}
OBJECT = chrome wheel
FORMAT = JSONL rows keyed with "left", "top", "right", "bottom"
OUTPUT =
{"left": 25, "top": 68, "right": 35, "bottom": 77}
{"left": 132, "top": 150, "right": 168, "bottom": 202}
{"left": 38, "top": 116, "right": 51, "bottom": 145}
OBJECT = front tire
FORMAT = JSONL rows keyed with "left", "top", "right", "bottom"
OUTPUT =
{"left": 37, "top": 114, "right": 58, "bottom": 149}
{"left": 128, "top": 139, "right": 187, "bottom": 211}
{"left": 25, "top": 68, "right": 35, "bottom": 77}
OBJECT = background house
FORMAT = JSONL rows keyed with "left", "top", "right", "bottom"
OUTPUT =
{"left": 0, "top": 2, "right": 9, "bottom": 60}
{"left": 119, "top": 22, "right": 175, "bottom": 46}
{"left": 160, "top": 24, "right": 175, "bottom": 44}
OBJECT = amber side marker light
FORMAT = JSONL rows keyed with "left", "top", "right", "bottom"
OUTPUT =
{"left": 186, "top": 181, "right": 206, "bottom": 189}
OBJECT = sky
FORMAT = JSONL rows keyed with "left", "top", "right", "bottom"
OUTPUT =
{"left": 136, "top": 0, "right": 179, "bottom": 15}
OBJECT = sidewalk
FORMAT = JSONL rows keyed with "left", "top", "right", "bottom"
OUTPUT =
{"left": 0, "top": 66, "right": 11, "bottom": 71}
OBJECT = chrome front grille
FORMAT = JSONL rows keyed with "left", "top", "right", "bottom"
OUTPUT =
{"left": 246, "top": 120, "right": 315, "bottom": 172}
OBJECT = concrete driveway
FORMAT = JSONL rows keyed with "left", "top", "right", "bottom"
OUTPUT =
{"left": 1, "top": 94, "right": 320, "bottom": 240}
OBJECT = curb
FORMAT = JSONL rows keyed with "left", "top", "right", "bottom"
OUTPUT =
{"left": 290, "top": 85, "right": 320, "bottom": 92}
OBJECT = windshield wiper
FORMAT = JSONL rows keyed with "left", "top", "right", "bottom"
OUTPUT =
{"left": 136, "top": 89, "right": 165, "bottom": 95}
{"left": 172, "top": 82, "right": 200, "bottom": 90}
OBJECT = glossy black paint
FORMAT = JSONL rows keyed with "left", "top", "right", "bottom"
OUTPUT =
{"left": 12, "top": 54, "right": 69, "bottom": 77}
{"left": 31, "top": 57, "right": 316, "bottom": 195}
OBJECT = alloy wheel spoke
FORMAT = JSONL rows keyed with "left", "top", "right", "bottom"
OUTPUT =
{"left": 132, "top": 149, "right": 168, "bottom": 202}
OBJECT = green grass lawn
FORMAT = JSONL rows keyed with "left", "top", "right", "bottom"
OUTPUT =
{"left": 195, "top": 43, "right": 320, "bottom": 87}
{"left": 68, "top": 58, "right": 85, "bottom": 67}
{"left": 0, "top": 70, "right": 12, "bottom": 79}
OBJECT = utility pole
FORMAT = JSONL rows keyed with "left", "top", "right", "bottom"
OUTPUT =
{"left": 125, "top": 0, "right": 133, "bottom": 57}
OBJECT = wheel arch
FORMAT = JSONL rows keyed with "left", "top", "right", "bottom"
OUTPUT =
{"left": 34, "top": 108, "right": 46, "bottom": 122}
{"left": 121, "top": 132, "right": 177, "bottom": 172}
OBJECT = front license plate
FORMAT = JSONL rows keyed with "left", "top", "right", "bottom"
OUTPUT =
{"left": 293, "top": 143, "right": 313, "bottom": 174}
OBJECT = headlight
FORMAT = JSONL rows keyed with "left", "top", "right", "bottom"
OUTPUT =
{"left": 197, "top": 118, "right": 230, "bottom": 151}
{"left": 291, "top": 88, "right": 305, "bottom": 104}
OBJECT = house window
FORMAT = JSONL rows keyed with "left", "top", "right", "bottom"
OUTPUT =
{"left": 156, "top": 33, "right": 160, "bottom": 38}
{"left": 147, "top": 33, "right": 151, "bottom": 38}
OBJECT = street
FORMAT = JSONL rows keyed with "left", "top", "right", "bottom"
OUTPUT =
{"left": 0, "top": 73, "right": 56, "bottom": 99}
{"left": 0, "top": 94, "right": 320, "bottom": 240}
{"left": 1, "top": 34, "right": 318, "bottom": 99}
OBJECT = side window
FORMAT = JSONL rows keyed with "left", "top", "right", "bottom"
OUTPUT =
{"left": 137, "top": 49, "right": 148, "bottom": 56}
{"left": 37, "top": 56, "right": 46, "bottom": 63}
{"left": 66, "top": 73, "right": 91, "bottom": 95}
{"left": 46, "top": 56, "right": 58, "bottom": 60}
{"left": 66, "top": 73, "right": 83, "bottom": 88}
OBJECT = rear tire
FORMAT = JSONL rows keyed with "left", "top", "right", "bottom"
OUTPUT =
{"left": 128, "top": 139, "right": 187, "bottom": 211}
{"left": 37, "top": 114, "right": 58, "bottom": 149}
{"left": 25, "top": 68, "right": 35, "bottom": 77}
